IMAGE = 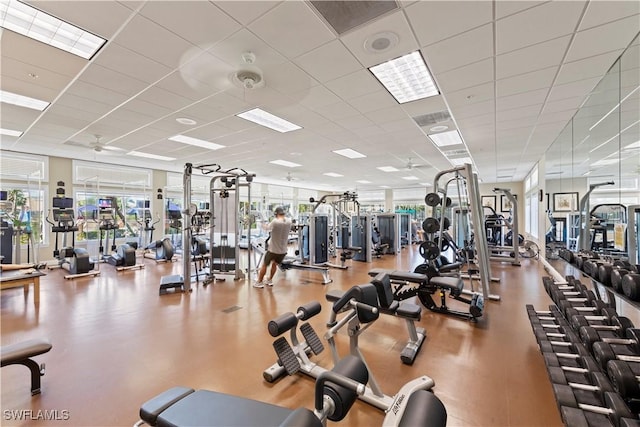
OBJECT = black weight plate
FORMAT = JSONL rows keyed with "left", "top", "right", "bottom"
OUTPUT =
{"left": 418, "top": 241, "right": 440, "bottom": 261}
{"left": 423, "top": 217, "right": 440, "bottom": 234}
{"left": 425, "top": 192, "right": 441, "bottom": 207}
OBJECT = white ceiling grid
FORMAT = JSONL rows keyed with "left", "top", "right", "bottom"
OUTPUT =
{"left": 1, "top": 0, "right": 638, "bottom": 191}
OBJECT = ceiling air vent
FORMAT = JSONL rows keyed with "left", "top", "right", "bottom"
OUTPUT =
{"left": 413, "top": 110, "right": 451, "bottom": 127}
{"left": 310, "top": 1, "right": 398, "bottom": 35}
{"left": 443, "top": 149, "right": 468, "bottom": 157}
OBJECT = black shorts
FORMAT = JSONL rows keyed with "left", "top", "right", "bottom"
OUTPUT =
{"left": 264, "top": 251, "right": 286, "bottom": 265}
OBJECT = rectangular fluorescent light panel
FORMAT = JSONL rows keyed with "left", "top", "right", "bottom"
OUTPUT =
{"left": 236, "top": 108, "right": 302, "bottom": 133}
{"left": 402, "top": 176, "right": 419, "bottom": 180}
{"left": 324, "top": 172, "right": 343, "bottom": 178}
{"left": 0, "top": 89, "right": 49, "bottom": 111}
{"left": 449, "top": 157, "right": 472, "bottom": 166}
{"left": 128, "top": 151, "right": 176, "bottom": 161}
{"left": 428, "top": 130, "right": 463, "bottom": 147}
{"left": 356, "top": 180, "right": 372, "bottom": 184}
{"left": 377, "top": 166, "right": 399, "bottom": 172}
{"left": 333, "top": 148, "right": 366, "bottom": 159}
{"left": 369, "top": 51, "right": 439, "bottom": 104}
{"left": 169, "top": 135, "right": 225, "bottom": 151}
{"left": 0, "top": 0, "right": 106, "bottom": 60}
{"left": 0, "top": 127, "right": 23, "bottom": 137}
{"left": 269, "top": 159, "right": 302, "bottom": 168}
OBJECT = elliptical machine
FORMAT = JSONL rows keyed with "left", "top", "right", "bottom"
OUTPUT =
{"left": 46, "top": 196, "right": 98, "bottom": 279}
{"left": 140, "top": 213, "right": 174, "bottom": 262}
{"left": 98, "top": 198, "right": 138, "bottom": 269}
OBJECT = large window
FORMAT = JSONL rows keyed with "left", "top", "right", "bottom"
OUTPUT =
{"left": 73, "top": 161, "right": 152, "bottom": 243}
{"left": 524, "top": 165, "right": 539, "bottom": 239}
{"left": 0, "top": 151, "right": 48, "bottom": 246}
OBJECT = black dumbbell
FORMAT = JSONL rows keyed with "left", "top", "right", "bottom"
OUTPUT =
{"left": 608, "top": 359, "right": 640, "bottom": 400}
{"left": 555, "top": 387, "right": 635, "bottom": 426}
{"left": 622, "top": 274, "right": 640, "bottom": 302}
{"left": 539, "top": 339, "right": 591, "bottom": 358}
{"left": 592, "top": 329, "right": 640, "bottom": 370}
{"left": 599, "top": 262, "right": 637, "bottom": 288}
{"left": 549, "top": 365, "right": 614, "bottom": 400}
{"left": 570, "top": 308, "right": 623, "bottom": 332}
{"left": 612, "top": 269, "right": 633, "bottom": 293}
{"left": 543, "top": 352, "right": 601, "bottom": 373}
{"left": 578, "top": 316, "right": 636, "bottom": 353}
{"left": 533, "top": 323, "right": 581, "bottom": 345}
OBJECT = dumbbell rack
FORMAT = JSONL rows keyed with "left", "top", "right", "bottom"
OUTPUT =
{"left": 527, "top": 275, "right": 640, "bottom": 426}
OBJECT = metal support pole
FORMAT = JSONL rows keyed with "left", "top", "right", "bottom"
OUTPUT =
{"left": 182, "top": 163, "right": 192, "bottom": 292}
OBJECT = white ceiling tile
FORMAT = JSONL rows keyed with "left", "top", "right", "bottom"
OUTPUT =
{"left": 29, "top": 0, "right": 135, "bottom": 39}
{"left": 364, "top": 105, "right": 411, "bottom": 124}
{"left": 445, "top": 82, "right": 495, "bottom": 107}
{"left": 325, "top": 69, "right": 383, "bottom": 100}
{"left": 496, "top": 67, "right": 556, "bottom": 97}
{"left": 123, "top": 99, "right": 174, "bottom": 121}
{"left": 334, "top": 114, "right": 375, "bottom": 131}
{"left": 496, "top": 88, "right": 548, "bottom": 112}
{"left": 56, "top": 93, "right": 113, "bottom": 116}
{"left": 263, "top": 61, "right": 318, "bottom": 96}
{"left": 154, "top": 71, "right": 219, "bottom": 102}
{"left": 79, "top": 64, "right": 149, "bottom": 97}
{"left": 496, "top": 1, "right": 584, "bottom": 54}
{"left": 1, "top": 31, "right": 86, "bottom": 78}
{"left": 140, "top": 1, "right": 241, "bottom": 47}
{"left": 352, "top": 125, "right": 386, "bottom": 138}
{"left": 348, "top": 90, "right": 397, "bottom": 114}
{"left": 379, "top": 118, "right": 416, "bottom": 133}
{"left": 315, "top": 101, "right": 359, "bottom": 121}
{"left": 0, "top": 75, "right": 60, "bottom": 103}
{"left": 95, "top": 43, "right": 172, "bottom": 84}
{"left": 137, "top": 86, "right": 194, "bottom": 112}
{"left": 215, "top": 1, "right": 281, "bottom": 25}
{"left": 1, "top": 56, "right": 74, "bottom": 95}
{"left": 556, "top": 50, "right": 625, "bottom": 85}
{"left": 406, "top": 1, "right": 493, "bottom": 47}
{"left": 451, "top": 100, "right": 495, "bottom": 119}
{"left": 579, "top": 1, "right": 640, "bottom": 31}
{"left": 537, "top": 109, "right": 578, "bottom": 124}
{"left": 294, "top": 40, "right": 362, "bottom": 83}
{"left": 496, "top": 104, "right": 542, "bottom": 122}
{"left": 340, "top": 10, "right": 419, "bottom": 68}
{"left": 112, "top": 15, "right": 197, "bottom": 69}
{"left": 495, "top": 1, "right": 547, "bottom": 20}
{"left": 496, "top": 116, "right": 538, "bottom": 131}
{"left": 423, "top": 24, "right": 493, "bottom": 75}
{"left": 542, "top": 97, "right": 584, "bottom": 114}
{"left": 458, "top": 113, "right": 495, "bottom": 128}
{"left": 496, "top": 36, "right": 569, "bottom": 79}
{"left": 435, "top": 58, "right": 494, "bottom": 93}
{"left": 547, "top": 77, "right": 601, "bottom": 102}
{"left": 296, "top": 85, "right": 343, "bottom": 110}
{"left": 249, "top": 2, "right": 335, "bottom": 59}
{"left": 400, "top": 96, "right": 449, "bottom": 117}
{"left": 567, "top": 15, "right": 640, "bottom": 62}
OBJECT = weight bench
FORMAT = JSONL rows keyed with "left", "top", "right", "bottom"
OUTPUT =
{"left": 279, "top": 257, "right": 333, "bottom": 284}
{"left": 135, "top": 368, "right": 447, "bottom": 427}
{"left": 326, "top": 272, "right": 426, "bottom": 365}
{"left": 1, "top": 338, "right": 52, "bottom": 395}
{"left": 368, "top": 268, "right": 484, "bottom": 321}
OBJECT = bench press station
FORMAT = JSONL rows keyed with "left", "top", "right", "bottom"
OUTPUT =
{"left": 368, "top": 268, "right": 484, "bottom": 321}
{"left": 1, "top": 338, "right": 52, "bottom": 395}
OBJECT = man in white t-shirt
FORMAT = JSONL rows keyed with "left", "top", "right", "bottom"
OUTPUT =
{"left": 254, "top": 206, "right": 292, "bottom": 288}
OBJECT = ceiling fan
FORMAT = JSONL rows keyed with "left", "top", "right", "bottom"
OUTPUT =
{"left": 284, "top": 172, "right": 301, "bottom": 182}
{"left": 402, "top": 157, "right": 430, "bottom": 171}
{"left": 64, "top": 135, "right": 124, "bottom": 155}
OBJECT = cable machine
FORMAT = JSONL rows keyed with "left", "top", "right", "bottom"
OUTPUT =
{"left": 432, "top": 164, "right": 499, "bottom": 302}
{"left": 182, "top": 163, "right": 255, "bottom": 291}
{"left": 578, "top": 181, "right": 614, "bottom": 251}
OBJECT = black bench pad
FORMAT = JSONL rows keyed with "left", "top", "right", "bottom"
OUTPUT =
{"left": 430, "top": 276, "right": 464, "bottom": 292}
{"left": 1, "top": 339, "right": 52, "bottom": 365}
{"left": 326, "top": 290, "right": 420, "bottom": 320}
{"left": 368, "top": 269, "right": 428, "bottom": 283}
{"left": 398, "top": 390, "right": 447, "bottom": 427}
{"left": 156, "top": 389, "right": 294, "bottom": 427}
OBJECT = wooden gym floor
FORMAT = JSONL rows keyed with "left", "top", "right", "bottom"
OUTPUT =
{"left": 1, "top": 245, "right": 564, "bottom": 427}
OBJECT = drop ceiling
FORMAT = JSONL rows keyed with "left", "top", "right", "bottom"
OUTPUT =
{"left": 0, "top": 0, "right": 638, "bottom": 191}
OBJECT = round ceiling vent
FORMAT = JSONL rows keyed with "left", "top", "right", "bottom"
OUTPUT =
{"left": 429, "top": 125, "right": 449, "bottom": 132}
{"left": 364, "top": 31, "right": 399, "bottom": 54}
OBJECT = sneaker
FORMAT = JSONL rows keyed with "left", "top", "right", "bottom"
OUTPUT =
{"left": 265, "top": 278, "right": 274, "bottom": 287}
{"left": 253, "top": 281, "right": 264, "bottom": 288}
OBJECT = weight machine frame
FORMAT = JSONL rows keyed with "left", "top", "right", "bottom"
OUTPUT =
{"left": 432, "top": 164, "right": 499, "bottom": 301}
